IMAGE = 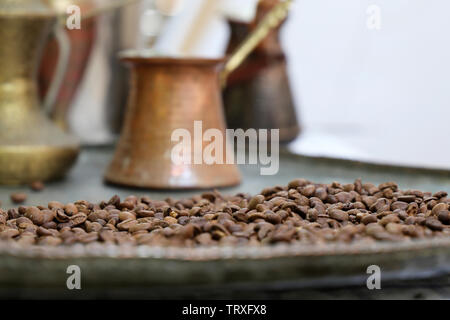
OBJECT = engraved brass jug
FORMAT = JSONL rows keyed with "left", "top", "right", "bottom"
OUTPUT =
{"left": 0, "top": 1, "right": 79, "bottom": 184}
{"left": 105, "top": 0, "right": 293, "bottom": 189}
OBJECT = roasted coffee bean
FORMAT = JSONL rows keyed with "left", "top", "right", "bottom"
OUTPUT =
{"left": 7, "top": 208, "right": 20, "bottom": 220}
{"left": 361, "top": 214, "right": 377, "bottom": 225}
{"left": 288, "top": 179, "right": 308, "bottom": 189}
{"left": 431, "top": 203, "right": 448, "bottom": 216}
{"left": 108, "top": 195, "right": 121, "bottom": 207}
{"left": 25, "top": 207, "right": 55, "bottom": 226}
{"left": 118, "top": 201, "right": 135, "bottom": 211}
{"left": 433, "top": 191, "right": 448, "bottom": 199}
{"left": 437, "top": 211, "right": 450, "bottom": 225}
{"left": 0, "top": 179, "right": 448, "bottom": 247}
{"left": 39, "top": 236, "right": 62, "bottom": 246}
{"left": 299, "top": 185, "right": 316, "bottom": 197}
{"left": 425, "top": 218, "right": 444, "bottom": 231}
{"left": 391, "top": 201, "right": 409, "bottom": 211}
{"left": 119, "top": 211, "right": 136, "bottom": 221}
{"left": 196, "top": 233, "right": 213, "bottom": 245}
{"left": 335, "top": 192, "right": 352, "bottom": 203}
{"left": 248, "top": 195, "right": 265, "bottom": 210}
{"left": 70, "top": 213, "right": 87, "bottom": 226}
{"left": 10, "top": 193, "right": 27, "bottom": 204}
{"left": 328, "top": 209, "right": 349, "bottom": 222}
{"left": 48, "top": 201, "right": 64, "bottom": 210}
{"left": 379, "top": 214, "right": 401, "bottom": 226}
{"left": 30, "top": 181, "right": 45, "bottom": 192}
{"left": 370, "top": 198, "right": 390, "bottom": 213}
{"left": 406, "top": 202, "right": 419, "bottom": 216}
{"left": 64, "top": 203, "right": 78, "bottom": 216}
{"left": 397, "top": 195, "right": 416, "bottom": 203}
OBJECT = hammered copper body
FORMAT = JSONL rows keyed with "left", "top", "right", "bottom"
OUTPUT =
{"left": 223, "top": 0, "right": 300, "bottom": 143}
{"left": 105, "top": 56, "right": 241, "bottom": 189}
{"left": 0, "top": 3, "right": 79, "bottom": 185}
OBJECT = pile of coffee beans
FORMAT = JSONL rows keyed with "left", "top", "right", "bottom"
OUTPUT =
{"left": 0, "top": 179, "right": 449, "bottom": 247}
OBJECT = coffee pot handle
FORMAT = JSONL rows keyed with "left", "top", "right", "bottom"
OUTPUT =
{"left": 43, "top": 23, "right": 71, "bottom": 116}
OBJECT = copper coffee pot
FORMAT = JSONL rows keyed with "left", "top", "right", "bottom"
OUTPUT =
{"left": 105, "top": 0, "right": 293, "bottom": 189}
{"left": 223, "top": 0, "right": 300, "bottom": 143}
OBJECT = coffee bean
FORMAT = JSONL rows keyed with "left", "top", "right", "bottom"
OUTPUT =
{"left": 248, "top": 195, "right": 265, "bottom": 210}
{"left": 288, "top": 179, "right": 309, "bottom": 189}
{"left": 431, "top": 203, "right": 448, "bottom": 216}
{"left": 64, "top": 203, "right": 78, "bottom": 216}
{"left": 385, "top": 223, "right": 403, "bottom": 234}
{"left": 397, "top": 195, "right": 416, "bottom": 203}
{"left": 300, "top": 185, "right": 316, "bottom": 197}
{"left": 328, "top": 209, "right": 349, "bottom": 222}
{"left": 361, "top": 214, "right": 378, "bottom": 225}
{"left": 437, "top": 211, "right": 450, "bottom": 225}
{"left": 391, "top": 201, "right": 409, "bottom": 211}
{"left": 425, "top": 218, "right": 444, "bottom": 231}
{"left": 370, "top": 198, "right": 391, "bottom": 213}
{"left": 0, "top": 179, "right": 447, "bottom": 248}
{"left": 406, "top": 202, "right": 419, "bottom": 216}
{"left": 10, "top": 193, "right": 27, "bottom": 204}
{"left": 30, "top": 181, "right": 45, "bottom": 192}
{"left": 48, "top": 201, "right": 64, "bottom": 210}
{"left": 433, "top": 191, "right": 448, "bottom": 199}
{"left": 39, "top": 236, "right": 62, "bottom": 246}
{"left": 379, "top": 214, "right": 401, "bottom": 226}
{"left": 70, "top": 213, "right": 87, "bottom": 226}
{"left": 335, "top": 192, "right": 352, "bottom": 203}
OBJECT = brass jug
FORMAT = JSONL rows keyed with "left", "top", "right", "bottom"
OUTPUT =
{"left": 0, "top": 0, "right": 79, "bottom": 184}
{"left": 105, "top": 0, "right": 293, "bottom": 189}
{"left": 223, "top": 0, "right": 300, "bottom": 143}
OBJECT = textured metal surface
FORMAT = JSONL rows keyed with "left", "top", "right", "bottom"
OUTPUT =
{"left": 0, "top": 8, "right": 79, "bottom": 184}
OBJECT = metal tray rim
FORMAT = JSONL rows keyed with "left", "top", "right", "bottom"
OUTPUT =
{"left": 1, "top": 237, "right": 449, "bottom": 261}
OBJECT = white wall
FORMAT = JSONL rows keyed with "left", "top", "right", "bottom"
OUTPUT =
{"left": 156, "top": 0, "right": 450, "bottom": 168}
{"left": 72, "top": 0, "right": 450, "bottom": 168}
{"left": 284, "top": 0, "right": 450, "bottom": 168}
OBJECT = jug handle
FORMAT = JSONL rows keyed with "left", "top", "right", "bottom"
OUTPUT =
{"left": 220, "top": 0, "right": 293, "bottom": 88}
{"left": 43, "top": 23, "right": 71, "bottom": 116}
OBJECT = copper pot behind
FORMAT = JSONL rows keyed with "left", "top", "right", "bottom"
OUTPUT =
{"left": 223, "top": 0, "right": 300, "bottom": 143}
{"left": 105, "top": 0, "right": 293, "bottom": 189}
{"left": 104, "top": 56, "right": 241, "bottom": 189}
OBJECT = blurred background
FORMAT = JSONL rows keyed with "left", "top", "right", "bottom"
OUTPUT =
{"left": 58, "top": 0, "right": 450, "bottom": 168}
